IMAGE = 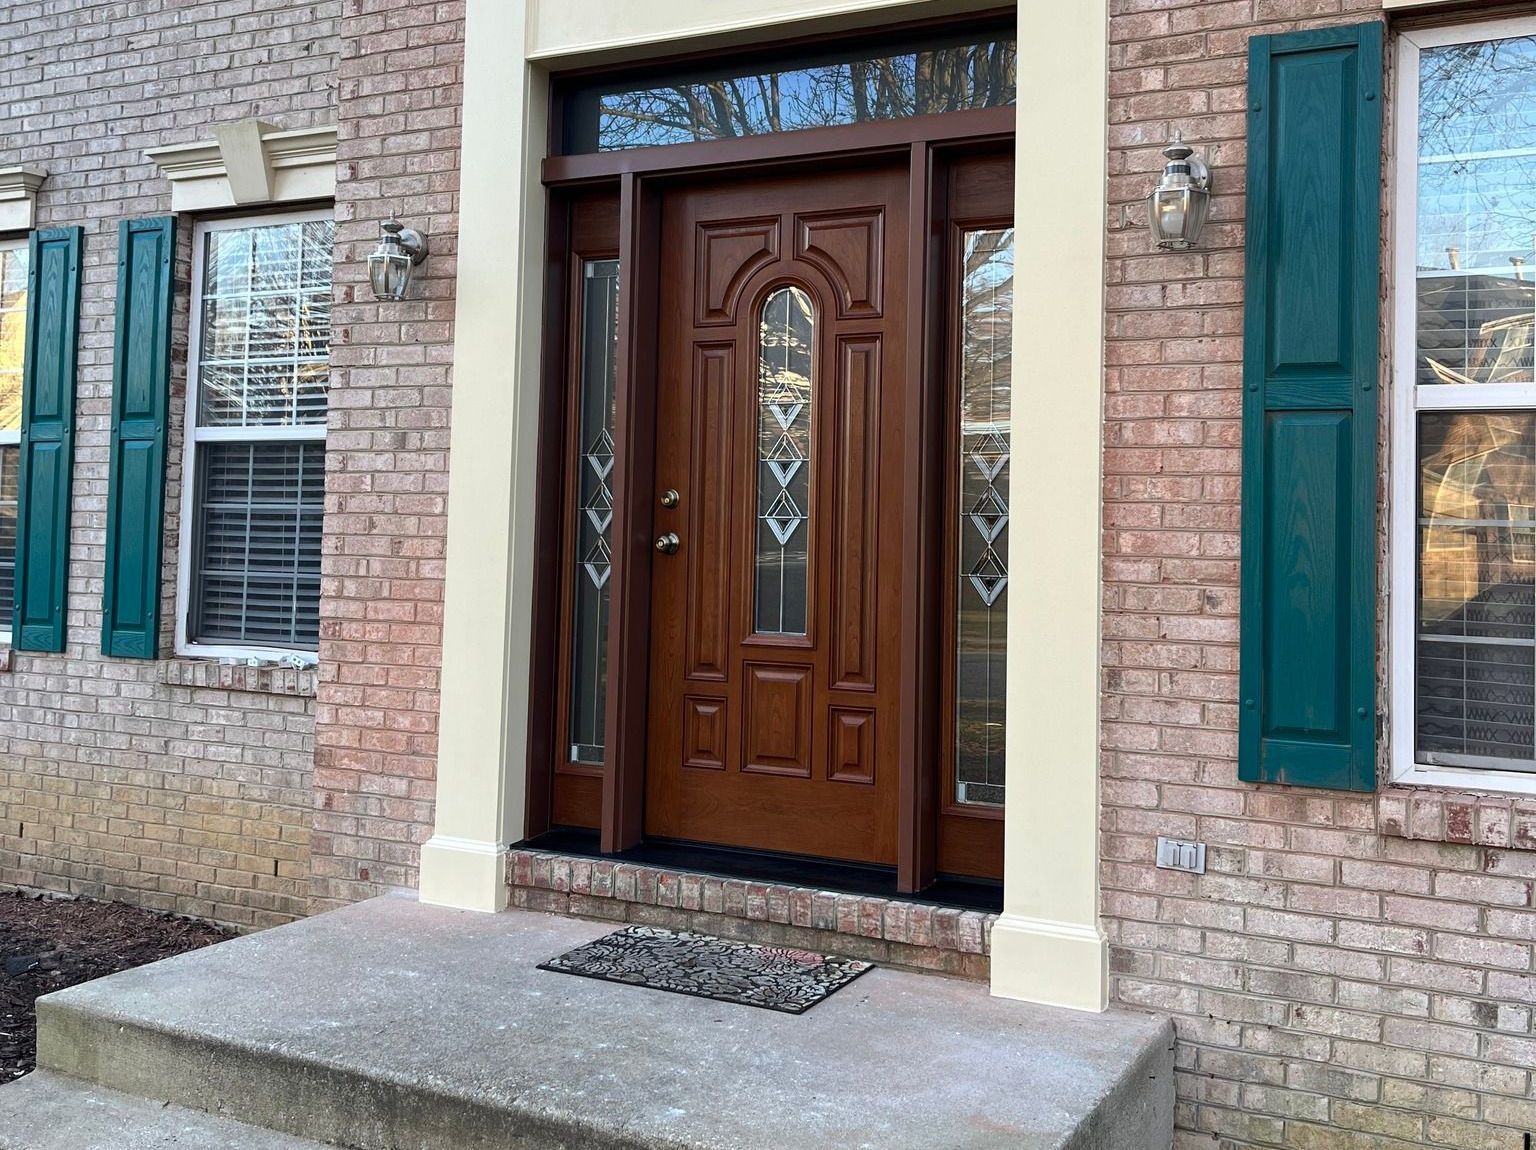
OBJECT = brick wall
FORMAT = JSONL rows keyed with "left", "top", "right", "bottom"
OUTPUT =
{"left": 309, "top": 0, "right": 462, "bottom": 911}
{"left": 0, "top": 0, "right": 338, "bottom": 928}
{"left": 1103, "top": 1, "right": 1536, "bottom": 1145}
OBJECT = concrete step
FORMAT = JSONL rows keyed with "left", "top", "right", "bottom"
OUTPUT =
{"left": 35, "top": 894, "right": 1173, "bottom": 1150}
{"left": 0, "top": 1071, "right": 336, "bottom": 1150}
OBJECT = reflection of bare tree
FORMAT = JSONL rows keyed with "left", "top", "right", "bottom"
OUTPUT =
{"left": 1419, "top": 37, "right": 1536, "bottom": 269}
{"left": 597, "top": 41, "right": 1015, "bottom": 150}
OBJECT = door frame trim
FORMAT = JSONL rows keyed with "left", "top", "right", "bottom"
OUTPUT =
{"left": 531, "top": 108, "right": 1014, "bottom": 892}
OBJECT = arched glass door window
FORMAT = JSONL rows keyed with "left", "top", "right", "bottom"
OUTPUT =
{"left": 755, "top": 285, "right": 815, "bottom": 636}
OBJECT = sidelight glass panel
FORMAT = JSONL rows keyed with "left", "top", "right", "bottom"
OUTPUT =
{"left": 569, "top": 259, "right": 620, "bottom": 765}
{"left": 755, "top": 286, "right": 815, "bottom": 636}
{"left": 1416, "top": 411, "right": 1536, "bottom": 772}
{"left": 954, "top": 228, "right": 1013, "bottom": 806}
{"left": 1415, "top": 34, "right": 1536, "bottom": 388}
{"left": 565, "top": 30, "right": 1016, "bottom": 153}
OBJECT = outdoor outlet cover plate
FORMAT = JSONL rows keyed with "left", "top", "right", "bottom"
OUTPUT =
{"left": 1155, "top": 837, "right": 1207, "bottom": 874}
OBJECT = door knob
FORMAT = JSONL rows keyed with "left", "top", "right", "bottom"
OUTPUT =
{"left": 654, "top": 532, "right": 680, "bottom": 554}
{"left": 660, "top": 488, "right": 681, "bottom": 508}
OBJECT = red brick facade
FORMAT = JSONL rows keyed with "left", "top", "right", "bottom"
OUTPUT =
{"left": 0, "top": 0, "right": 338, "bottom": 929}
{"left": 310, "top": 0, "right": 463, "bottom": 910}
{"left": 1104, "top": 1, "right": 1536, "bottom": 1144}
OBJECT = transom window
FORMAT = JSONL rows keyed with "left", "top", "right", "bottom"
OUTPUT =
{"left": 177, "top": 211, "right": 334, "bottom": 659}
{"left": 1393, "top": 18, "right": 1536, "bottom": 786}
{"left": 560, "top": 28, "right": 1016, "bottom": 153}
{"left": 0, "top": 238, "right": 24, "bottom": 641}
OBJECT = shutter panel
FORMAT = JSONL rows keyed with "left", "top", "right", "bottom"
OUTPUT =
{"left": 11, "top": 227, "right": 84, "bottom": 651}
{"left": 102, "top": 216, "right": 175, "bottom": 659}
{"left": 1239, "top": 23, "right": 1383, "bottom": 792}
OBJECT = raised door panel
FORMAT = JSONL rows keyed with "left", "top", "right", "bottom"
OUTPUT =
{"left": 696, "top": 218, "right": 780, "bottom": 326}
{"left": 795, "top": 208, "right": 884, "bottom": 319}
{"left": 831, "top": 335, "right": 881, "bottom": 690}
{"left": 742, "top": 662, "right": 812, "bottom": 778}
{"left": 685, "top": 343, "right": 735, "bottom": 679}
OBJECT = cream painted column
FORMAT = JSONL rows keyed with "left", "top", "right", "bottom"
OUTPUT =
{"left": 418, "top": 0, "right": 547, "bottom": 912}
{"left": 989, "top": 0, "right": 1110, "bottom": 1011}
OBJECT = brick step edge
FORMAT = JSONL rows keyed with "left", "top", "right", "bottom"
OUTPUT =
{"left": 506, "top": 848, "right": 996, "bottom": 980}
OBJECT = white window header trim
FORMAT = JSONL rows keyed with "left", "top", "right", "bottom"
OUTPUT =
{"left": 145, "top": 120, "right": 337, "bottom": 213}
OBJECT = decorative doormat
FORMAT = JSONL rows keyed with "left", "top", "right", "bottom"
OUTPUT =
{"left": 537, "top": 925, "right": 874, "bottom": 1014}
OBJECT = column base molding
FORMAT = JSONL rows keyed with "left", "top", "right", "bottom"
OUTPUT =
{"left": 988, "top": 912, "right": 1107, "bottom": 1013}
{"left": 419, "top": 835, "right": 509, "bottom": 912}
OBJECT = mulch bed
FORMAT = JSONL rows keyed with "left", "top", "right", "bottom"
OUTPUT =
{"left": 0, "top": 891, "right": 231, "bottom": 1080}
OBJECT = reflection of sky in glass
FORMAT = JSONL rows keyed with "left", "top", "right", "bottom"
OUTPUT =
{"left": 1419, "top": 36, "right": 1536, "bottom": 272}
{"left": 585, "top": 39, "right": 1016, "bottom": 151}
{"left": 1416, "top": 37, "right": 1536, "bottom": 388}
{"left": 0, "top": 245, "right": 28, "bottom": 433}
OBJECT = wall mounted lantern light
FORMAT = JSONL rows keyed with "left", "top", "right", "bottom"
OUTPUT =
{"left": 1147, "top": 133, "right": 1212, "bottom": 251}
{"left": 367, "top": 218, "right": 429, "bottom": 301}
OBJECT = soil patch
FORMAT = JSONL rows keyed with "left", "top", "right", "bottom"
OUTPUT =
{"left": 0, "top": 891, "right": 230, "bottom": 1080}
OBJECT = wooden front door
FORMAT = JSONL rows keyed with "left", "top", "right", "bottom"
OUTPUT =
{"left": 644, "top": 165, "right": 909, "bottom": 865}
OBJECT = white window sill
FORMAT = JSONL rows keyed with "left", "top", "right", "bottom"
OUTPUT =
{"left": 1391, "top": 762, "right": 1536, "bottom": 799}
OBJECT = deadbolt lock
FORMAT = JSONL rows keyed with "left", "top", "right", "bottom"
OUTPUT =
{"left": 654, "top": 532, "right": 680, "bottom": 554}
{"left": 660, "top": 488, "right": 681, "bottom": 508}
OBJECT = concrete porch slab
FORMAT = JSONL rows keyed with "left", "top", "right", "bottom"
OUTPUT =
{"left": 36, "top": 894, "right": 1172, "bottom": 1150}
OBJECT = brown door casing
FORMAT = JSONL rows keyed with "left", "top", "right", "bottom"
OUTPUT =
{"left": 644, "top": 164, "right": 910, "bottom": 865}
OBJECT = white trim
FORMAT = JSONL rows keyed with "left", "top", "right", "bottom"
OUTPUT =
{"left": 174, "top": 208, "right": 334, "bottom": 665}
{"left": 418, "top": 835, "right": 510, "bottom": 912}
{"left": 0, "top": 168, "right": 45, "bottom": 233}
{"left": 145, "top": 122, "right": 337, "bottom": 213}
{"left": 1390, "top": 17, "right": 1536, "bottom": 796}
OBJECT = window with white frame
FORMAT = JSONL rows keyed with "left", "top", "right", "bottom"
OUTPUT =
{"left": 178, "top": 211, "right": 333, "bottom": 659}
{"left": 1393, "top": 19, "right": 1536, "bottom": 785}
{"left": 0, "top": 238, "right": 27, "bottom": 642}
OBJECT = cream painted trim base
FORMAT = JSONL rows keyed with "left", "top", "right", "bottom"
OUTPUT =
{"left": 418, "top": 835, "right": 510, "bottom": 912}
{"left": 145, "top": 120, "right": 337, "bottom": 212}
{"left": 0, "top": 166, "right": 45, "bottom": 232}
{"left": 989, "top": 914, "right": 1108, "bottom": 1013}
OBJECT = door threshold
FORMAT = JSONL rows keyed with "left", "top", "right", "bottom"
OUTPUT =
{"left": 519, "top": 828, "right": 1002, "bottom": 913}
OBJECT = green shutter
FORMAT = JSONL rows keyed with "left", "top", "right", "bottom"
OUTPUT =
{"left": 1239, "top": 23, "right": 1383, "bottom": 792}
{"left": 102, "top": 216, "right": 175, "bottom": 659}
{"left": 11, "top": 227, "right": 84, "bottom": 651}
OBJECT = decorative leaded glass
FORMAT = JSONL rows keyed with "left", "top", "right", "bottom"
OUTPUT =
{"left": 565, "top": 31, "right": 1017, "bottom": 153}
{"left": 755, "top": 286, "right": 814, "bottom": 636}
{"left": 569, "top": 259, "right": 620, "bottom": 764}
{"left": 954, "top": 228, "right": 1013, "bottom": 806}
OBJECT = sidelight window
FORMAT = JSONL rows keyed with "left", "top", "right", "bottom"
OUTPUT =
{"left": 177, "top": 211, "right": 334, "bottom": 658}
{"left": 569, "top": 259, "right": 620, "bottom": 764}
{"left": 953, "top": 228, "right": 1013, "bottom": 806}
{"left": 0, "top": 239, "right": 24, "bottom": 640}
{"left": 1393, "top": 19, "right": 1536, "bottom": 784}
{"left": 754, "top": 285, "right": 815, "bottom": 637}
